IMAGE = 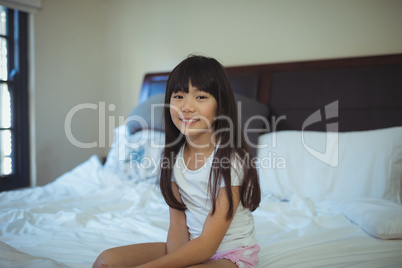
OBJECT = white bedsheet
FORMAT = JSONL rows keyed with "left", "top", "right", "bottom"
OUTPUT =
{"left": 1, "top": 155, "right": 402, "bottom": 268}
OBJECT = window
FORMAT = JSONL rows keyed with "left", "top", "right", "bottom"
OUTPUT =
{"left": 0, "top": 6, "right": 29, "bottom": 191}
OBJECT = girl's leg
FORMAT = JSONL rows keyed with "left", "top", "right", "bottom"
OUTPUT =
{"left": 189, "top": 259, "right": 237, "bottom": 268}
{"left": 92, "top": 242, "right": 167, "bottom": 268}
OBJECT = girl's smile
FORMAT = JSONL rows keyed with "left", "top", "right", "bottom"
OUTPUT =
{"left": 180, "top": 117, "right": 200, "bottom": 125}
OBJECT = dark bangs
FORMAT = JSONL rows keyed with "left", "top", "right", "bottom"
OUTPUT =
{"left": 166, "top": 55, "right": 230, "bottom": 102}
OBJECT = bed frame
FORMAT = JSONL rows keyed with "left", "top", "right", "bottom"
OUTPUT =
{"left": 139, "top": 54, "right": 402, "bottom": 132}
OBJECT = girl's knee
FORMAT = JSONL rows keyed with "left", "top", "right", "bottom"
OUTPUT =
{"left": 93, "top": 248, "right": 115, "bottom": 268}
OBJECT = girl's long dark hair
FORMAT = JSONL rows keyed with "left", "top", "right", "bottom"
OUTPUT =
{"left": 160, "top": 55, "right": 261, "bottom": 219}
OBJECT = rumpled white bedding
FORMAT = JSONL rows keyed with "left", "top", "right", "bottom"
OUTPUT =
{"left": 1, "top": 155, "right": 402, "bottom": 268}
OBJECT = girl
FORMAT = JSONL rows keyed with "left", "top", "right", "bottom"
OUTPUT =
{"left": 93, "top": 55, "right": 261, "bottom": 268}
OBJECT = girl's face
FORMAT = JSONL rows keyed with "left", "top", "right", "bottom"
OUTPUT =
{"left": 170, "top": 83, "right": 218, "bottom": 146}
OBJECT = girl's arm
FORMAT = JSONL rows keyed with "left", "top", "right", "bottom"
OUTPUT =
{"left": 166, "top": 182, "right": 189, "bottom": 253}
{"left": 136, "top": 186, "right": 241, "bottom": 268}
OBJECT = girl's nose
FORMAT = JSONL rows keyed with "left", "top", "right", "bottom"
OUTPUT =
{"left": 181, "top": 98, "right": 195, "bottom": 113}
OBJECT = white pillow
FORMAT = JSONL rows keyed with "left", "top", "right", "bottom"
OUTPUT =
{"left": 125, "top": 130, "right": 165, "bottom": 181}
{"left": 104, "top": 125, "right": 165, "bottom": 182}
{"left": 103, "top": 125, "right": 126, "bottom": 175}
{"left": 256, "top": 127, "right": 402, "bottom": 202}
{"left": 342, "top": 198, "right": 402, "bottom": 239}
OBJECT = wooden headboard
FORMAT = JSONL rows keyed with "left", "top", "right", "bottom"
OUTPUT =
{"left": 139, "top": 54, "right": 402, "bottom": 132}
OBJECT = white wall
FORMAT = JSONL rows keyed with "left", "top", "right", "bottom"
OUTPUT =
{"left": 32, "top": 0, "right": 402, "bottom": 186}
{"left": 103, "top": 0, "right": 402, "bottom": 117}
{"left": 33, "top": 0, "right": 107, "bottom": 185}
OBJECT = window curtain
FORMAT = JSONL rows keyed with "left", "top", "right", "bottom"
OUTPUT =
{"left": 0, "top": 0, "right": 41, "bottom": 13}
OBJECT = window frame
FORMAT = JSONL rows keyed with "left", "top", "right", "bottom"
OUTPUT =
{"left": 0, "top": 8, "right": 30, "bottom": 191}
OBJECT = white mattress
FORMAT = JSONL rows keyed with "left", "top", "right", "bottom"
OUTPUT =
{"left": 1, "top": 155, "right": 402, "bottom": 268}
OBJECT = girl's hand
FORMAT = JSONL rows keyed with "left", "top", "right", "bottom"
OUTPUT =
{"left": 167, "top": 182, "right": 189, "bottom": 253}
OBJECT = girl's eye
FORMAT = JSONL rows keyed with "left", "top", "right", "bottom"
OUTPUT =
{"left": 197, "top": 95, "right": 207, "bottom": 99}
{"left": 172, "top": 95, "right": 183, "bottom": 99}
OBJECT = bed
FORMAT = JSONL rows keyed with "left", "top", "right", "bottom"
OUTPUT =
{"left": 1, "top": 54, "right": 402, "bottom": 268}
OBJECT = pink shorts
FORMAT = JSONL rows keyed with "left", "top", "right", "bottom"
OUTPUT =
{"left": 210, "top": 244, "right": 260, "bottom": 268}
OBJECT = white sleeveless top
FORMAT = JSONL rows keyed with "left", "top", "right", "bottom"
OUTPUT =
{"left": 172, "top": 145, "right": 256, "bottom": 252}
